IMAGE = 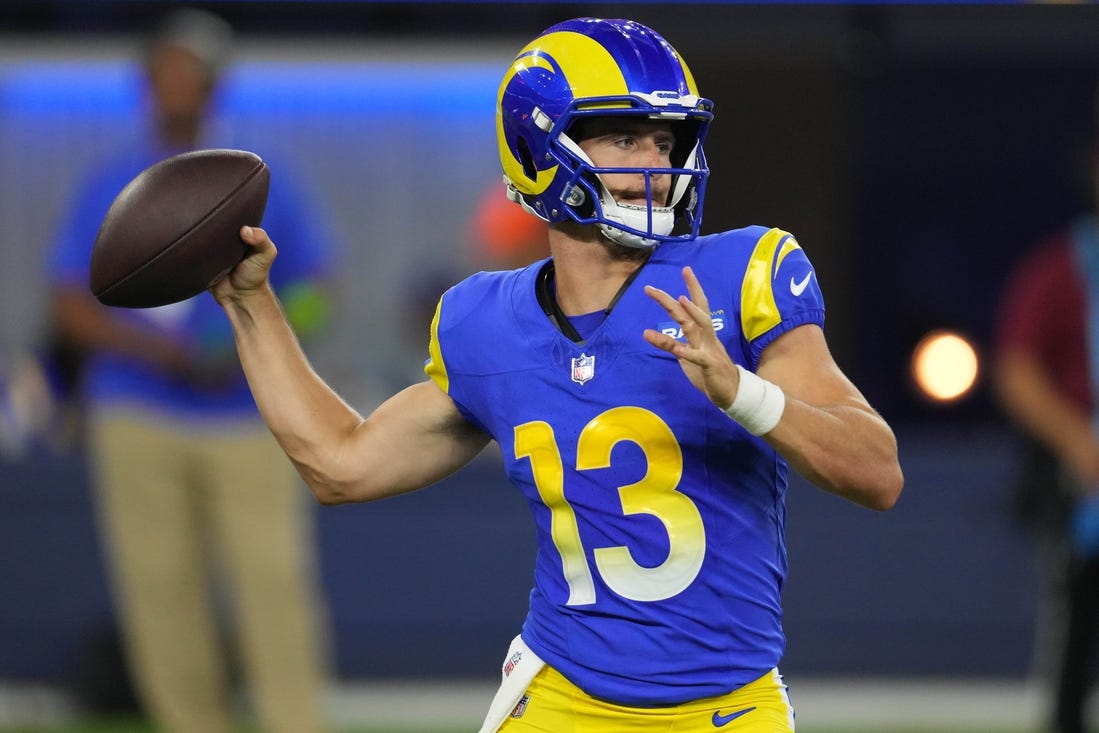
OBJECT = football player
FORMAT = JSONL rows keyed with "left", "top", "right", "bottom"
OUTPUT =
{"left": 213, "top": 17, "right": 903, "bottom": 732}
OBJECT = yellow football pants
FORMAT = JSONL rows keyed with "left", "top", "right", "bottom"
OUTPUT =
{"left": 498, "top": 664, "right": 796, "bottom": 732}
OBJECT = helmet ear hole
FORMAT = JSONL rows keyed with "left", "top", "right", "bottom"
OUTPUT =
{"left": 516, "top": 136, "right": 538, "bottom": 182}
{"left": 572, "top": 173, "right": 599, "bottom": 218}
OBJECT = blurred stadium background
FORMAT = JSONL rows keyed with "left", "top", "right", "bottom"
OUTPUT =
{"left": 2, "top": 1, "right": 1099, "bottom": 731}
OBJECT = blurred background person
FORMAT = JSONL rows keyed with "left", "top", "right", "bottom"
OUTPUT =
{"left": 45, "top": 8, "right": 334, "bottom": 733}
{"left": 993, "top": 80, "right": 1099, "bottom": 733}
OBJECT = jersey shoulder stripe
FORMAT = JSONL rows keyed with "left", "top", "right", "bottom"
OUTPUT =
{"left": 425, "top": 295, "right": 448, "bottom": 393}
{"left": 740, "top": 227, "right": 800, "bottom": 342}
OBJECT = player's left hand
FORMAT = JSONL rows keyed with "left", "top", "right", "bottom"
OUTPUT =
{"left": 643, "top": 266, "right": 740, "bottom": 409}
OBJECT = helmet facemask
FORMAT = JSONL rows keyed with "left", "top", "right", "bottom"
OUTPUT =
{"left": 548, "top": 114, "right": 707, "bottom": 248}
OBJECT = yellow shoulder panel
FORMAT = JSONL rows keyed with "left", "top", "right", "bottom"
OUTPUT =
{"left": 740, "top": 228, "right": 801, "bottom": 342}
{"left": 423, "top": 295, "right": 449, "bottom": 393}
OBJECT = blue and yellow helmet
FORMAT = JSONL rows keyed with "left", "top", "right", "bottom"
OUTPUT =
{"left": 496, "top": 17, "right": 713, "bottom": 248}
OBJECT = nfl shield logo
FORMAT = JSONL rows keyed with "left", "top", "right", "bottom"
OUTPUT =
{"left": 571, "top": 353, "right": 595, "bottom": 385}
{"left": 509, "top": 695, "right": 530, "bottom": 718}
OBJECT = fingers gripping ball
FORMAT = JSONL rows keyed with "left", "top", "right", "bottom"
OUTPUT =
{"left": 89, "top": 149, "right": 269, "bottom": 308}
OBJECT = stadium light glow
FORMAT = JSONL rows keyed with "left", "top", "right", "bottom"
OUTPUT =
{"left": 910, "top": 329, "right": 980, "bottom": 403}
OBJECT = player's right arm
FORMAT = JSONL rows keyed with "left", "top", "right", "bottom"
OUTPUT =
{"left": 213, "top": 226, "right": 491, "bottom": 505}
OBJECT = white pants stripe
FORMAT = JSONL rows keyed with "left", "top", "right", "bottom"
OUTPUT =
{"left": 478, "top": 635, "right": 546, "bottom": 733}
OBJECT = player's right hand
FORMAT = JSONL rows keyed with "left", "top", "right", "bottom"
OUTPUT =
{"left": 210, "top": 225, "right": 277, "bottom": 305}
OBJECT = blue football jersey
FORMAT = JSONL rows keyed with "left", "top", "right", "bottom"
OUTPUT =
{"left": 425, "top": 226, "right": 825, "bottom": 706}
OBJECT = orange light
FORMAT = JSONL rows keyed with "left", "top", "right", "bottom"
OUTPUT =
{"left": 910, "top": 329, "right": 980, "bottom": 403}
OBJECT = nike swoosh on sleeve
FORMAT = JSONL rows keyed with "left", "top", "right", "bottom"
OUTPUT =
{"left": 789, "top": 272, "right": 812, "bottom": 296}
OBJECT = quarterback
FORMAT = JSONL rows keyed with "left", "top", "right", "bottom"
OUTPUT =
{"left": 213, "top": 17, "right": 903, "bottom": 732}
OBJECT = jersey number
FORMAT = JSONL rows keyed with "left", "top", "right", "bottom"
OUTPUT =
{"left": 514, "top": 406, "right": 706, "bottom": 605}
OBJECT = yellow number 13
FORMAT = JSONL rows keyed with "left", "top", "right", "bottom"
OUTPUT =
{"left": 514, "top": 406, "right": 706, "bottom": 605}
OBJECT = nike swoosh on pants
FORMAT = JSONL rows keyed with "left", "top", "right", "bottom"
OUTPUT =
{"left": 712, "top": 705, "right": 756, "bottom": 726}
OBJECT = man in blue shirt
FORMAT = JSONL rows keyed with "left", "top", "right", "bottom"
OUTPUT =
{"left": 48, "top": 9, "right": 333, "bottom": 733}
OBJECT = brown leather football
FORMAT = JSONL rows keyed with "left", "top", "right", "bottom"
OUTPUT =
{"left": 89, "top": 148, "right": 269, "bottom": 308}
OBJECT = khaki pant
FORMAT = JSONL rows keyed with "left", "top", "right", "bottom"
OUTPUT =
{"left": 89, "top": 408, "right": 328, "bottom": 733}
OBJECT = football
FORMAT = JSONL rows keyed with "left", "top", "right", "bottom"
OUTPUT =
{"left": 89, "top": 148, "right": 270, "bottom": 308}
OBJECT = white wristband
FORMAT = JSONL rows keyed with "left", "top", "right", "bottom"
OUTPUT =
{"left": 723, "top": 364, "right": 785, "bottom": 436}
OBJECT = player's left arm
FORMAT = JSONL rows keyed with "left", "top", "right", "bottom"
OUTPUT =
{"left": 754, "top": 323, "right": 903, "bottom": 510}
{"left": 644, "top": 266, "right": 902, "bottom": 511}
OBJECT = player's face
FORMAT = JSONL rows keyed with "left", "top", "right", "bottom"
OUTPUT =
{"left": 576, "top": 118, "right": 675, "bottom": 207}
